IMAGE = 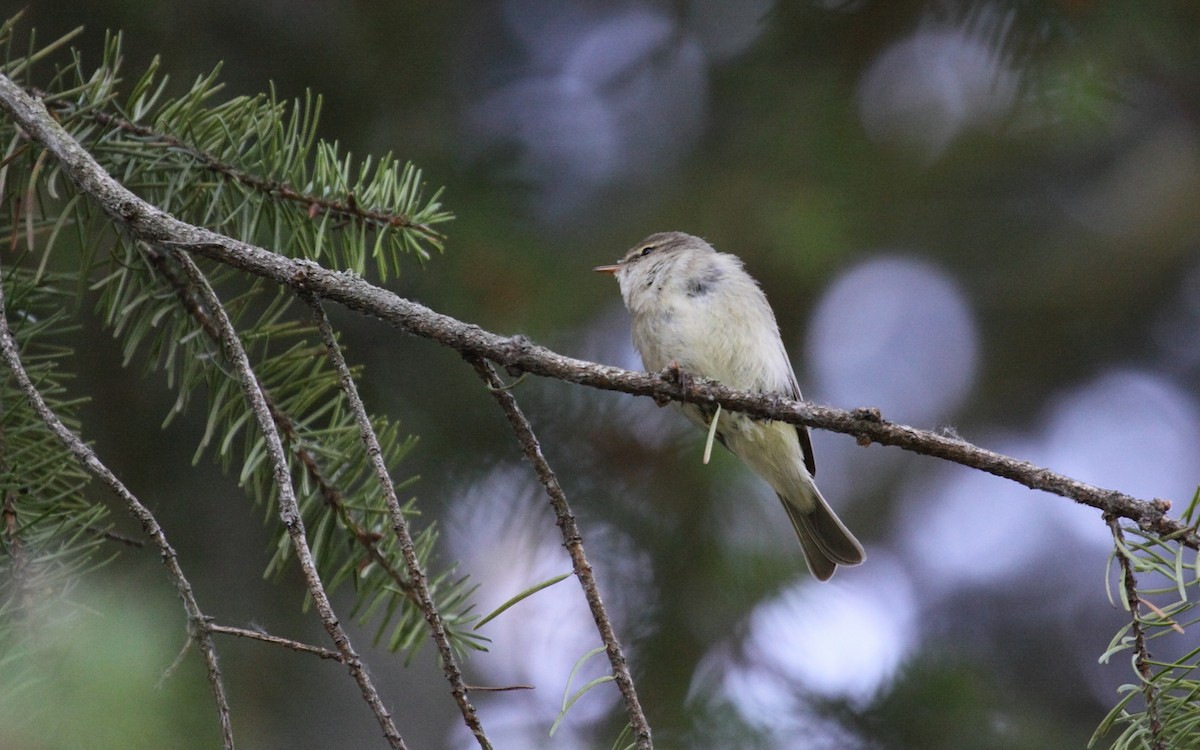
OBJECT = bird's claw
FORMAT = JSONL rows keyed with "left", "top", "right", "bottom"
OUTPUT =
{"left": 656, "top": 361, "right": 693, "bottom": 406}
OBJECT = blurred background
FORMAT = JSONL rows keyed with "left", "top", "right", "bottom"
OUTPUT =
{"left": 7, "top": 1, "right": 1200, "bottom": 748}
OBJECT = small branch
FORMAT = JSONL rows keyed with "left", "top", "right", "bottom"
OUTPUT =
{"left": 467, "top": 357, "right": 652, "bottom": 750}
{"left": 173, "top": 252, "right": 407, "bottom": 750}
{"left": 209, "top": 623, "right": 344, "bottom": 661}
{"left": 1107, "top": 517, "right": 1165, "bottom": 750}
{"left": 84, "top": 524, "right": 147, "bottom": 548}
{"left": 0, "top": 72, "right": 1186, "bottom": 550}
{"left": 0, "top": 260, "right": 236, "bottom": 750}
{"left": 305, "top": 293, "right": 491, "bottom": 750}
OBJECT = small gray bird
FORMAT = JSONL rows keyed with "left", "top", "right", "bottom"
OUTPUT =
{"left": 595, "top": 231, "right": 864, "bottom": 580}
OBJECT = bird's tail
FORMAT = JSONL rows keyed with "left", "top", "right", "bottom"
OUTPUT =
{"left": 778, "top": 484, "right": 865, "bottom": 582}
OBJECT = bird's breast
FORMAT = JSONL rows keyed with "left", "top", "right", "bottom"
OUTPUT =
{"left": 633, "top": 293, "right": 763, "bottom": 390}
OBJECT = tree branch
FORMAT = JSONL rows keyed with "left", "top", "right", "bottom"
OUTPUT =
{"left": 0, "top": 71, "right": 1185, "bottom": 550}
{"left": 306, "top": 293, "right": 492, "bottom": 750}
{"left": 1107, "top": 517, "right": 1166, "bottom": 750}
{"left": 0, "top": 259, "right": 236, "bottom": 750}
{"left": 199, "top": 247, "right": 1193, "bottom": 542}
{"left": 468, "top": 356, "right": 652, "bottom": 750}
{"left": 172, "top": 251, "right": 407, "bottom": 750}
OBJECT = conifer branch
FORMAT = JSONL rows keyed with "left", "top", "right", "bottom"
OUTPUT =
{"left": 0, "top": 258, "right": 237, "bottom": 750}
{"left": 280, "top": 406, "right": 421, "bottom": 603}
{"left": 171, "top": 251, "right": 407, "bottom": 750}
{"left": 1106, "top": 517, "right": 1166, "bottom": 750}
{"left": 306, "top": 293, "right": 491, "bottom": 750}
{"left": 467, "top": 356, "right": 652, "bottom": 750}
{"left": 40, "top": 94, "right": 446, "bottom": 243}
{"left": 141, "top": 244, "right": 422, "bottom": 605}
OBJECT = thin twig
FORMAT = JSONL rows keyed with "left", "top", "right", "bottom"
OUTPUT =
{"left": 209, "top": 623, "right": 345, "bottom": 661}
{"left": 305, "top": 292, "right": 491, "bottom": 750}
{"left": 0, "top": 259, "right": 236, "bottom": 750}
{"left": 0, "top": 72, "right": 1187, "bottom": 550}
{"left": 158, "top": 635, "right": 195, "bottom": 690}
{"left": 467, "top": 356, "right": 652, "bottom": 750}
{"left": 172, "top": 251, "right": 407, "bottom": 750}
{"left": 1107, "top": 517, "right": 1166, "bottom": 750}
{"left": 84, "top": 525, "right": 147, "bottom": 547}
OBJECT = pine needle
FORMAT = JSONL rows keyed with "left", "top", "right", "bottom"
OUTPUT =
{"left": 703, "top": 404, "right": 721, "bottom": 465}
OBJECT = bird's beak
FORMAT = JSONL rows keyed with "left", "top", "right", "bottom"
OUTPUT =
{"left": 593, "top": 263, "right": 621, "bottom": 275}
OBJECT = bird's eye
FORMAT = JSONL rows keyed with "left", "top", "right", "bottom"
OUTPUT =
{"left": 639, "top": 245, "right": 656, "bottom": 257}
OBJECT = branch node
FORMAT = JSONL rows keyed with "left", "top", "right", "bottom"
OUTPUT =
{"left": 851, "top": 406, "right": 883, "bottom": 423}
{"left": 510, "top": 333, "right": 529, "bottom": 349}
{"left": 188, "top": 612, "right": 216, "bottom": 633}
{"left": 657, "top": 361, "right": 697, "bottom": 406}
{"left": 501, "top": 334, "right": 533, "bottom": 375}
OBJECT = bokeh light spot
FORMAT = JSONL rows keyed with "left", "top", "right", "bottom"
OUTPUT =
{"left": 856, "top": 7, "right": 1018, "bottom": 160}
{"left": 806, "top": 254, "right": 979, "bottom": 425}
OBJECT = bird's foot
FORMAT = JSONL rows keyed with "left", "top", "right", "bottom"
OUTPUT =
{"left": 657, "top": 360, "right": 694, "bottom": 406}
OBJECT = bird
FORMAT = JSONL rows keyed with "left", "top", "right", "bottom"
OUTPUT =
{"left": 594, "top": 231, "right": 864, "bottom": 580}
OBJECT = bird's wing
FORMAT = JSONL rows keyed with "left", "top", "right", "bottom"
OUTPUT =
{"left": 786, "top": 373, "right": 817, "bottom": 477}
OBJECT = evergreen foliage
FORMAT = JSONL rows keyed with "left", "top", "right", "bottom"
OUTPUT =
{"left": 1094, "top": 488, "right": 1200, "bottom": 750}
{"left": 0, "top": 12, "right": 479, "bottom": 673}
